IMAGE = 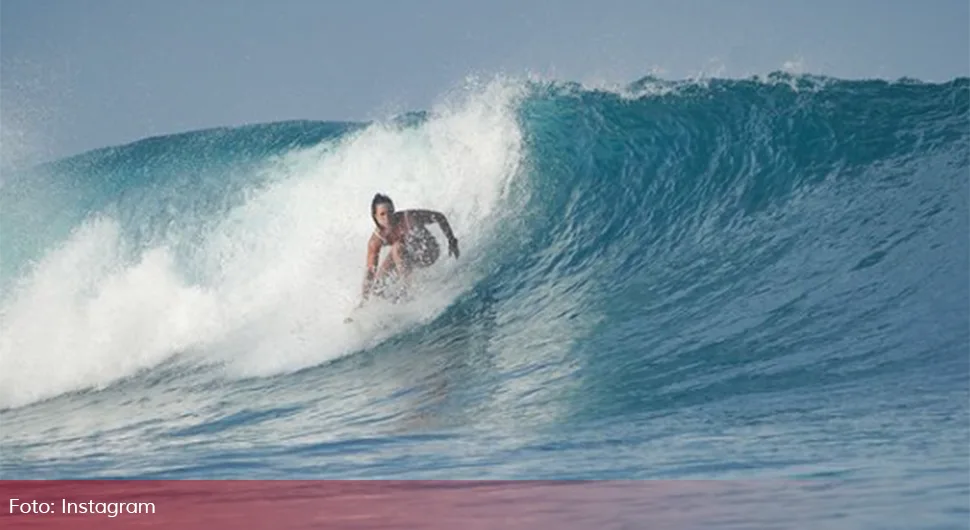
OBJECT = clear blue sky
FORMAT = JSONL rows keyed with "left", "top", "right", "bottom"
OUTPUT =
{"left": 2, "top": 0, "right": 968, "bottom": 164}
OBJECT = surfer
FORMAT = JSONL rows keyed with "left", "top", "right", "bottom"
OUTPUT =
{"left": 358, "top": 193, "right": 460, "bottom": 305}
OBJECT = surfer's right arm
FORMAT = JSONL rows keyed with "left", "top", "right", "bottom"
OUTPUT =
{"left": 360, "top": 234, "right": 383, "bottom": 304}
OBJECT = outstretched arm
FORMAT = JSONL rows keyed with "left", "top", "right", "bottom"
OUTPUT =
{"left": 408, "top": 209, "right": 460, "bottom": 258}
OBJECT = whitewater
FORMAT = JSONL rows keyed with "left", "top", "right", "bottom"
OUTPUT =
{"left": 1, "top": 73, "right": 968, "bottom": 527}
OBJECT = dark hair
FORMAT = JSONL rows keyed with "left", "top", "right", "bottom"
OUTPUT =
{"left": 371, "top": 193, "right": 394, "bottom": 227}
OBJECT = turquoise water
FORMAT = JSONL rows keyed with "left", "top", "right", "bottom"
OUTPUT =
{"left": 2, "top": 74, "right": 968, "bottom": 527}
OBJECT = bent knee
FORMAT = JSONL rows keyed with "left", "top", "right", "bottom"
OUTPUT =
{"left": 414, "top": 248, "right": 439, "bottom": 268}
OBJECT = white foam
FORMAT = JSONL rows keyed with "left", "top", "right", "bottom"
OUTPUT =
{"left": 0, "top": 217, "right": 221, "bottom": 408}
{"left": 0, "top": 77, "right": 527, "bottom": 408}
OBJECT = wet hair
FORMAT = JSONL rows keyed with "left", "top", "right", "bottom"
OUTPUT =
{"left": 371, "top": 193, "right": 394, "bottom": 227}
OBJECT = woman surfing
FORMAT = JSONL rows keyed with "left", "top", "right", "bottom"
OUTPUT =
{"left": 356, "top": 193, "right": 460, "bottom": 307}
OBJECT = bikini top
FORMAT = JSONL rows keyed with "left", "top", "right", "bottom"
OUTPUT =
{"left": 373, "top": 212, "right": 412, "bottom": 247}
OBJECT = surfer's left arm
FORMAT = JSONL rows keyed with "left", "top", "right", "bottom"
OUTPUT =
{"left": 409, "top": 209, "right": 460, "bottom": 258}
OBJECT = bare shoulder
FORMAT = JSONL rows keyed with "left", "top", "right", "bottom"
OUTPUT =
{"left": 368, "top": 231, "right": 383, "bottom": 249}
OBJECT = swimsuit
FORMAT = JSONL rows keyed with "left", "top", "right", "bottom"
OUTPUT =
{"left": 375, "top": 213, "right": 440, "bottom": 267}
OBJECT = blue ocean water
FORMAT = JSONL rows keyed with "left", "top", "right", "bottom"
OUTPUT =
{"left": 1, "top": 74, "right": 968, "bottom": 527}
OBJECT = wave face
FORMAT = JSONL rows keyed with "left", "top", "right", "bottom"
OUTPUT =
{"left": 2, "top": 74, "right": 968, "bottom": 523}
